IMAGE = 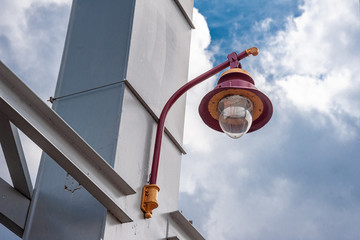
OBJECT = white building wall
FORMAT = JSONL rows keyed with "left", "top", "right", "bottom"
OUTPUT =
{"left": 103, "top": 0, "right": 201, "bottom": 239}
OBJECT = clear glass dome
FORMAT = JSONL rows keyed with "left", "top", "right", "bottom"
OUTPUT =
{"left": 217, "top": 95, "right": 253, "bottom": 139}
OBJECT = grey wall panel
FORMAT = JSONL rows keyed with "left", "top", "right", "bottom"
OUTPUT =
{"left": 55, "top": 0, "right": 135, "bottom": 96}
{"left": 126, "top": 0, "right": 194, "bottom": 143}
{"left": 112, "top": 87, "right": 183, "bottom": 210}
{"left": 24, "top": 85, "right": 126, "bottom": 240}
{"left": 103, "top": 89, "right": 185, "bottom": 240}
{"left": 0, "top": 115, "right": 33, "bottom": 199}
{"left": 24, "top": 0, "right": 136, "bottom": 239}
{"left": 22, "top": 0, "right": 196, "bottom": 238}
{"left": 175, "top": 0, "right": 195, "bottom": 28}
{"left": 0, "top": 178, "right": 30, "bottom": 238}
{"left": 178, "top": 0, "right": 194, "bottom": 19}
{"left": 103, "top": 0, "right": 195, "bottom": 237}
{"left": 53, "top": 85, "right": 126, "bottom": 163}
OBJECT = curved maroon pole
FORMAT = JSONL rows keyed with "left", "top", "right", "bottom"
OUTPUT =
{"left": 149, "top": 49, "right": 254, "bottom": 184}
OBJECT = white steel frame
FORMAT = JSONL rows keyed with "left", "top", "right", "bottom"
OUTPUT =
{"left": 0, "top": 61, "right": 135, "bottom": 224}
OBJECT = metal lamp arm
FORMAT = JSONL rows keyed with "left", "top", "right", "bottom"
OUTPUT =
{"left": 149, "top": 49, "right": 255, "bottom": 184}
{"left": 141, "top": 48, "right": 258, "bottom": 218}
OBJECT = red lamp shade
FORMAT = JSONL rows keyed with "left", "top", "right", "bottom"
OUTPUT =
{"left": 199, "top": 68, "right": 273, "bottom": 135}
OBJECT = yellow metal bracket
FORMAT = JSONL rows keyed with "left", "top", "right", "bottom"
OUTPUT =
{"left": 245, "top": 47, "right": 259, "bottom": 56}
{"left": 141, "top": 184, "right": 160, "bottom": 218}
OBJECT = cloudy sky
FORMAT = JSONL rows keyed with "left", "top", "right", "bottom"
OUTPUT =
{"left": 1, "top": 0, "right": 360, "bottom": 239}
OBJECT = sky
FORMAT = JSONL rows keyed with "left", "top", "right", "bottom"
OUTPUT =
{"left": 1, "top": 0, "right": 360, "bottom": 239}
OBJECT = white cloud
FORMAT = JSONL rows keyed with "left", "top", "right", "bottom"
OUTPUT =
{"left": 0, "top": 0, "right": 71, "bottom": 185}
{"left": 253, "top": 18, "right": 274, "bottom": 32}
{"left": 256, "top": 0, "right": 360, "bottom": 140}
{"left": 205, "top": 177, "right": 295, "bottom": 240}
{"left": 204, "top": 175, "right": 360, "bottom": 240}
{"left": 0, "top": 0, "right": 71, "bottom": 99}
{"left": 180, "top": 8, "right": 222, "bottom": 195}
{"left": 183, "top": 8, "right": 220, "bottom": 154}
{"left": 180, "top": 1, "right": 360, "bottom": 239}
{"left": 274, "top": 71, "right": 358, "bottom": 139}
{"left": 1, "top": 1, "right": 359, "bottom": 239}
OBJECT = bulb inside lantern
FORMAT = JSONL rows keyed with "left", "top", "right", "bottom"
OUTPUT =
{"left": 217, "top": 95, "right": 253, "bottom": 139}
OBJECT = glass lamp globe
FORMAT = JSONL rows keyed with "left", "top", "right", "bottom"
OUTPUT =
{"left": 217, "top": 95, "right": 254, "bottom": 139}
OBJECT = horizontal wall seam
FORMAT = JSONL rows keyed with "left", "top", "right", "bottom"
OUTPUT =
{"left": 48, "top": 80, "right": 186, "bottom": 154}
{"left": 124, "top": 80, "right": 187, "bottom": 155}
{"left": 173, "top": 0, "right": 195, "bottom": 29}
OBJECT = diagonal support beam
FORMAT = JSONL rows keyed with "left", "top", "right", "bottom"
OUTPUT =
{"left": 0, "top": 177, "right": 30, "bottom": 238}
{"left": 0, "top": 61, "right": 135, "bottom": 223}
{"left": 169, "top": 211, "right": 205, "bottom": 240}
{"left": 0, "top": 114, "right": 33, "bottom": 199}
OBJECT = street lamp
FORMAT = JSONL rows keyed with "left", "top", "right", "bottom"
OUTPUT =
{"left": 141, "top": 47, "right": 273, "bottom": 218}
{"left": 199, "top": 50, "right": 273, "bottom": 138}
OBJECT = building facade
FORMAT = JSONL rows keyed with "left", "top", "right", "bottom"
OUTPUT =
{"left": 1, "top": 0, "right": 204, "bottom": 239}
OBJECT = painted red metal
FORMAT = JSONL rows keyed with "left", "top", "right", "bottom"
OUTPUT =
{"left": 198, "top": 79, "right": 273, "bottom": 133}
{"left": 228, "top": 52, "right": 242, "bottom": 68}
{"left": 149, "top": 50, "right": 256, "bottom": 184}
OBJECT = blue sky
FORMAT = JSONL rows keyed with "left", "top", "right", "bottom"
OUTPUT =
{"left": 1, "top": 0, "right": 360, "bottom": 239}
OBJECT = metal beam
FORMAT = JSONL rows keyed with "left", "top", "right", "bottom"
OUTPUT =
{"left": 124, "top": 80, "right": 186, "bottom": 155}
{"left": 0, "top": 61, "right": 135, "bottom": 223}
{"left": 173, "top": 0, "right": 195, "bottom": 29}
{"left": 0, "top": 114, "right": 33, "bottom": 199}
{"left": 0, "top": 177, "right": 30, "bottom": 238}
{"left": 169, "top": 211, "right": 205, "bottom": 240}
